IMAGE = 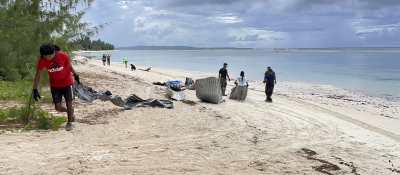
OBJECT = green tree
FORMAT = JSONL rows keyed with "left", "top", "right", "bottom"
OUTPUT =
{"left": 0, "top": 0, "right": 105, "bottom": 81}
{"left": 0, "top": 0, "right": 107, "bottom": 129}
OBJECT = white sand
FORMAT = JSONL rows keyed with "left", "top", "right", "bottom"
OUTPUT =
{"left": 1, "top": 57, "right": 400, "bottom": 174}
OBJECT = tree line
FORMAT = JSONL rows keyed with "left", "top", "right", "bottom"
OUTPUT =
{"left": 79, "top": 38, "right": 114, "bottom": 51}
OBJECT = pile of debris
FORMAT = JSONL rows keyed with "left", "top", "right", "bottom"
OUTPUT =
{"left": 74, "top": 82, "right": 173, "bottom": 109}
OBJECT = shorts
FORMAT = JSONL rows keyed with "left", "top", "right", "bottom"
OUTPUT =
{"left": 124, "top": 61, "right": 128, "bottom": 63}
{"left": 51, "top": 85, "right": 74, "bottom": 103}
{"left": 102, "top": 60, "right": 106, "bottom": 62}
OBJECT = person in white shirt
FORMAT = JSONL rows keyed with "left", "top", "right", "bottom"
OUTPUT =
{"left": 234, "top": 71, "right": 249, "bottom": 102}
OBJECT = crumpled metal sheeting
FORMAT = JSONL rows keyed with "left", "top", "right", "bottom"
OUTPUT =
{"left": 125, "top": 94, "right": 144, "bottom": 102}
{"left": 73, "top": 82, "right": 173, "bottom": 109}
{"left": 144, "top": 99, "right": 173, "bottom": 109}
{"left": 228, "top": 86, "right": 248, "bottom": 100}
{"left": 195, "top": 77, "right": 224, "bottom": 104}
{"left": 185, "top": 77, "right": 194, "bottom": 86}
{"left": 166, "top": 85, "right": 186, "bottom": 101}
{"left": 124, "top": 94, "right": 173, "bottom": 109}
{"left": 73, "top": 83, "right": 98, "bottom": 103}
{"left": 185, "top": 77, "right": 196, "bottom": 90}
{"left": 96, "top": 88, "right": 126, "bottom": 107}
{"left": 123, "top": 94, "right": 144, "bottom": 109}
{"left": 74, "top": 83, "right": 125, "bottom": 107}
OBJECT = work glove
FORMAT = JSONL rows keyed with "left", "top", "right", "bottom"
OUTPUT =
{"left": 33, "top": 89, "right": 41, "bottom": 101}
{"left": 73, "top": 74, "right": 80, "bottom": 84}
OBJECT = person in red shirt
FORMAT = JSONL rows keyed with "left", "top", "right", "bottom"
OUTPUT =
{"left": 32, "top": 43, "right": 80, "bottom": 131}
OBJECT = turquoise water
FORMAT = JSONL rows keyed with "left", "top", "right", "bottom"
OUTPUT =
{"left": 77, "top": 49, "right": 400, "bottom": 101}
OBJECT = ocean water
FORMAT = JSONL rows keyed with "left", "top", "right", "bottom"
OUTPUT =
{"left": 77, "top": 49, "right": 400, "bottom": 101}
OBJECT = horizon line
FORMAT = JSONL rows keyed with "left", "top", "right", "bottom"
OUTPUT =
{"left": 114, "top": 46, "right": 400, "bottom": 49}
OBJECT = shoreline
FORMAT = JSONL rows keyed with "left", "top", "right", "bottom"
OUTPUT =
{"left": 77, "top": 56, "right": 400, "bottom": 119}
{"left": 82, "top": 55, "right": 400, "bottom": 103}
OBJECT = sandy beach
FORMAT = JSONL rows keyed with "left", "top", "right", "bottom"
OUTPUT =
{"left": 1, "top": 57, "right": 400, "bottom": 175}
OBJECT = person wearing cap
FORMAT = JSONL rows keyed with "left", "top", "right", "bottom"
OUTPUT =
{"left": 32, "top": 43, "right": 80, "bottom": 131}
{"left": 218, "top": 63, "right": 231, "bottom": 96}
{"left": 263, "top": 66, "right": 276, "bottom": 102}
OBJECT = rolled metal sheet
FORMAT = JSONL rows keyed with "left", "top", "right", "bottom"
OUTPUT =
{"left": 228, "top": 86, "right": 248, "bottom": 100}
{"left": 195, "top": 77, "right": 224, "bottom": 104}
{"left": 73, "top": 82, "right": 173, "bottom": 109}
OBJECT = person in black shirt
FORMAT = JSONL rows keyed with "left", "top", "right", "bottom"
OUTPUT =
{"left": 102, "top": 54, "right": 106, "bottom": 66}
{"left": 218, "top": 63, "right": 230, "bottom": 96}
{"left": 263, "top": 66, "right": 276, "bottom": 102}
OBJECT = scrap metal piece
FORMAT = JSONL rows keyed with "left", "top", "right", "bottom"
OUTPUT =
{"left": 73, "top": 82, "right": 173, "bottom": 109}
{"left": 96, "top": 89, "right": 125, "bottom": 107}
{"left": 73, "top": 84, "right": 98, "bottom": 103}
{"left": 143, "top": 98, "right": 173, "bottom": 108}
{"left": 195, "top": 77, "right": 224, "bottom": 104}
{"left": 166, "top": 85, "right": 186, "bottom": 101}
{"left": 124, "top": 96, "right": 173, "bottom": 109}
{"left": 185, "top": 77, "right": 196, "bottom": 90}
{"left": 228, "top": 86, "right": 248, "bottom": 100}
{"left": 124, "top": 94, "right": 145, "bottom": 109}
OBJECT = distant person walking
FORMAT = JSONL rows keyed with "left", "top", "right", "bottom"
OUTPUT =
{"left": 263, "top": 66, "right": 276, "bottom": 102}
{"left": 234, "top": 71, "right": 249, "bottom": 102}
{"left": 102, "top": 54, "right": 107, "bottom": 66}
{"left": 107, "top": 54, "right": 111, "bottom": 66}
{"left": 218, "top": 63, "right": 230, "bottom": 96}
{"left": 123, "top": 56, "right": 128, "bottom": 68}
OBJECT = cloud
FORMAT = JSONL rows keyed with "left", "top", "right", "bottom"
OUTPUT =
{"left": 154, "top": 0, "right": 243, "bottom": 8}
{"left": 155, "top": 0, "right": 400, "bottom": 13}
{"left": 225, "top": 36, "right": 237, "bottom": 42}
{"left": 362, "top": 22, "right": 400, "bottom": 46}
{"left": 83, "top": 0, "right": 400, "bottom": 48}
{"left": 240, "top": 34, "right": 261, "bottom": 41}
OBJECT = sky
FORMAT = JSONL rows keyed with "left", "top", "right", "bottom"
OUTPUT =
{"left": 82, "top": 0, "right": 400, "bottom": 48}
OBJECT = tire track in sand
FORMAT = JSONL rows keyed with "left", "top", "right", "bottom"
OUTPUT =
{"left": 244, "top": 95, "right": 341, "bottom": 148}
{"left": 278, "top": 95, "right": 400, "bottom": 142}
